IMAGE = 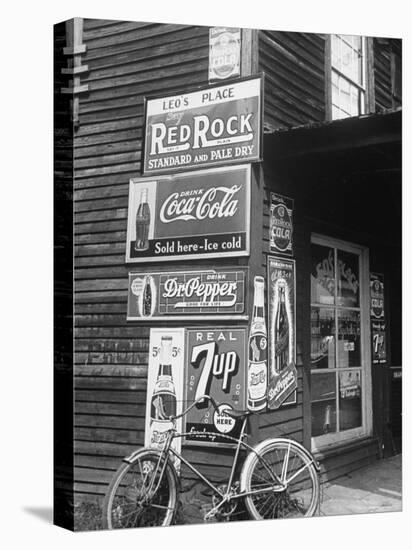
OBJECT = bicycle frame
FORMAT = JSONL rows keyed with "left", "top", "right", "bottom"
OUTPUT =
{"left": 143, "top": 415, "right": 286, "bottom": 512}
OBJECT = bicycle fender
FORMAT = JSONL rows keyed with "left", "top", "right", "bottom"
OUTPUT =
{"left": 240, "top": 438, "right": 320, "bottom": 492}
{"left": 123, "top": 447, "right": 161, "bottom": 464}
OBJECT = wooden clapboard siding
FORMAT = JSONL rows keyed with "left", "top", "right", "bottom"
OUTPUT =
{"left": 73, "top": 19, "right": 211, "bottom": 500}
{"left": 374, "top": 38, "right": 402, "bottom": 112}
{"left": 256, "top": 161, "right": 309, "bottom": 444}
{"left": 374, "top": 39, "right": 393, "bottom": 111}
{"left": 259, "top": 30, "right": 326, "bottom": 130}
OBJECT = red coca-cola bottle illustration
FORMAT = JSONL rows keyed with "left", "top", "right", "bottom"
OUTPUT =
{"left": 247, "top": 276, "right": 268, "bottom": 411}
{"left": 134, "top": 187, "right": 150, "bottom": 251}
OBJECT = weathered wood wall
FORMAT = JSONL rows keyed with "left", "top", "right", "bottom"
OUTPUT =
{"left": 374, "top": 38, "right": 402, "bottom": 112}
{"left": 259, "top": 30, "right": 326, "bottom": 130}
{"left": 73, "top": 18, "right": 211, "bottom": 501}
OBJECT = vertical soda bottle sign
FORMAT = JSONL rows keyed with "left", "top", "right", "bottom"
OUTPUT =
{"left": 149, "top": 335, "right": 177, "bottom": 448}
{"left": 134, "top": 187, "right": 150, "bottom": 251}
{"left": 274, "top": 281, "right": 290, "bottom": 372}
{"left": 247, "top": 276, "right": 268, "bottom": 411}
{"left": 138, "top": 275, "right": 156, "bottom": 318}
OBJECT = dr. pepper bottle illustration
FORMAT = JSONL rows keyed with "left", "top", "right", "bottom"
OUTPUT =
{"left": 274, "top": 281, "right": 290, "bottom": 372}
{"left": 247, "top": 276, "right": 268, "bottom": 411}
{"left": 134, "top": 187, "right": 150, "bottom": 251}
{"left": 149, "top": 336, "right": 176, "bottom": 448}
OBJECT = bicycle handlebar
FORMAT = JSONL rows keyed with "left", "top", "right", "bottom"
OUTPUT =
{"left": 170, "top": 395, "right": 250, "bottom": 422}
{"left": 170, "top": 395, "right": 220, "bottom": 421}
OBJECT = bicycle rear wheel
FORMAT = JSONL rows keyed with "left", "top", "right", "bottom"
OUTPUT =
{"left": 243, "top": 440, "right": 319, "bottom": 519}
{"left": 102, "top": 450, "right": 178, "bottom": 529}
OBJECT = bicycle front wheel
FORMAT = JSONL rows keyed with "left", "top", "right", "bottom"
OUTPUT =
{"left": 102, "top": 450, "right": 178, "bottom": 529}
{"left": 243, "top": 440, "right": 319, "bottom": 519}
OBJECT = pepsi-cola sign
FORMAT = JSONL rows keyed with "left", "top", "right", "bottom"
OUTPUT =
{"left": 142, "top": 76, "right": 262, "bottom": 175}
{"left": 126, "top": 165, "right": 250, "bottom": 263}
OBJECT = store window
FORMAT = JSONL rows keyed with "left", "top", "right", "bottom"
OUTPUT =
{"left": 329, "top": 34, "right": 366, "bottom": 120}
{"left": 310, "top": 235, "right": 372, "bottom": 450}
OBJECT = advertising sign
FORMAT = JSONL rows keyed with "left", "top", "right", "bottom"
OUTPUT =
{"left": 145, "top": 328, "right": 185, "bottom": 459}
{"left": 372, "top": 320, "right": 387, "bottom": 364}
{"left": 209, "top": 27, "right": 241, "bottom": 81}
{"left": 184, "top": 327, "right": 247, "bottom": 446}
{"left": 127, "top": 268, "right": 248, "bottom": 320}
{"left": 126, "top": 164, "right": 250, "bottom": 263}
{"left": 370, "top": 272, "right": 385, "bottom": 319}
{"left": 339, "top": 370, "right": 361, "bottom": 399}
{"left": 267, "top": 257, "right": 297, "bottom": 409}
{"left": 142, "top": 76, "right": 262, "bottom": 175}
{"left": 269, "top": 193, "right": 294, "bottom": 255}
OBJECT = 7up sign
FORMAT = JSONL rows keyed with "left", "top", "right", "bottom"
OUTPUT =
{"left": 184, "top": 328, "right": 247, "bottom": 446}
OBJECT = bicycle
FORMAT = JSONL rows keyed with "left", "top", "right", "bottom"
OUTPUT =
{"left": 102, "top": 395, "right": 321, "bottom": 528}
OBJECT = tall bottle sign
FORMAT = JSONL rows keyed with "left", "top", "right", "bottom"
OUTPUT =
{"left": 134, "top": 187, "right": 150, "bottom": 251}
{"left": 145, "top": 329, "right": 184, "bottom": 460}
{"left": 273, "top": 281, "right": 291, "bottom": 372}
{"left": 247, "top": 276, "right": 268, "bottom": 411}
{"left": 267, "top": 257, "right": 297, "bottom": 410}
{"left": 149, "top": 335, "right": 176, "bottom": 448}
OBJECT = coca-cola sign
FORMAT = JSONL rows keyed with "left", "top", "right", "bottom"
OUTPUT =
{"left": 142, "top": 76, "right": 262, "bottom": 175}
{"left": 126, "top": 165, "right": 250, "bottom": 263}
{"left": 127, "top": 268, "right": 248, "bottom": 321}
{"left": 267, "top": 257, "right": 297, "bottom": 409}
{"left": 184, "top": 328, "right": 247, "bottom": 446}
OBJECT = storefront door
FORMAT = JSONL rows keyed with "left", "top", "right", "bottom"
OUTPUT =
{"left": 310, "top": 234, "right": 372, "bottom": 451}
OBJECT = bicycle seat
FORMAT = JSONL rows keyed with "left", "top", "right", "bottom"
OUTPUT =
{"left": 225, "top": 408, "right": 252, "bottom": 419}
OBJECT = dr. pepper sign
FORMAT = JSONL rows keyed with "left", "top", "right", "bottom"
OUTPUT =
{"left": 142, "top": 76, "right": 262, "bottom": 175}
{"left": 126, "top": 165, "right": 250, "bottom": 263}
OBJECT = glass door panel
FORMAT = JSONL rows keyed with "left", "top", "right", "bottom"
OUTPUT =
{"left": 311, "top": 372, "right": 337, "bottom": 437}
{"left": 338, "top": 370, "right": 362, "bottom": 430}
{"left": 310, "top": 236, "right": 368, "bottom": 449}
{"left": 311, "top": 307, "right": 335, "bottom": 369}
{"left": 311, "top": 244, "right": 335, "bottom": 305}
{"left": 337, "top": 249, "right": 360, "bottom": 307}
{"left": 337, "top": 310, "right": 361, "bottom": 367}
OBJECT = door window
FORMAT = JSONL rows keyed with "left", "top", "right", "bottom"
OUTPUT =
{"left": 310, "top": 236, "right": 371, "bottom": 448}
